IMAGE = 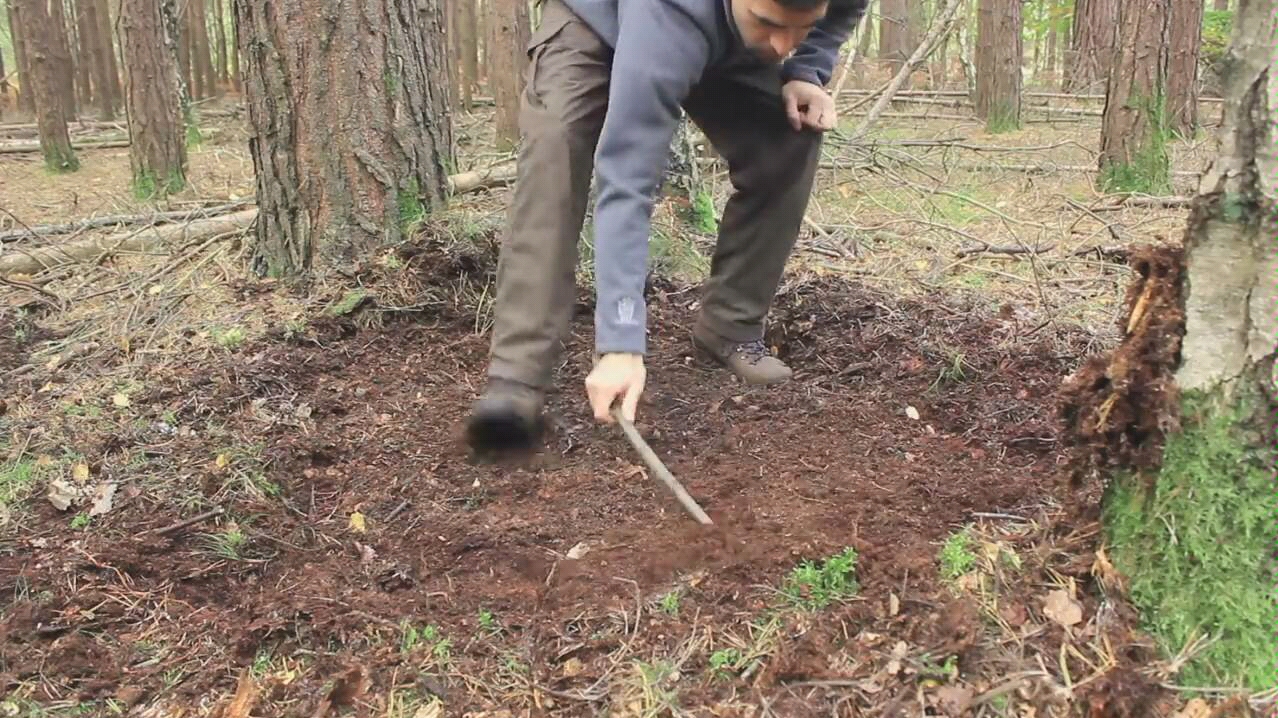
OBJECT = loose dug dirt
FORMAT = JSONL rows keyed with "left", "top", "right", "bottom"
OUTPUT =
{"left": 0, "top": 230, "right": 1177, "bottom": 716}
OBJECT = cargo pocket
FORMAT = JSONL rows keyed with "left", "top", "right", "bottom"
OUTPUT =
{"left": 523, "top": 4, "right": 573, "bottom": 108}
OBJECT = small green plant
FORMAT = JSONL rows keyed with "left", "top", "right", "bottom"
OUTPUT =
{"left": 477, "top": 608, "right": 499, "bottom": 635}
{"left": 708, "top": 648, "right": 741, "bottom": 678}
{"left": 658, "top": 590, "right": 681, "bottom": 616}
{"left": 205, "top": 525, "right": 248, "bottom": 560}
{"left": 328, "top": 290, "right": 369, "bottom": 317}
{"left": 400, "top": 622, "right": 451, "bottom": 666}
{"left": 928, "top": 352, "right": 970, "bottom": 393}
{"left": 70, "top": 513, "right": 91, "bottom": 530}
{"left": 212, "top": 326, "right": 246, "bottom": 350}
{"left": 0, "top": 459, "right": 40, "bottom": 519}
{"left": 782, "top": 546, "right": 859, "bottom": 610}
{"left": 939, "top": 525, "right": 978, "bottom": 581}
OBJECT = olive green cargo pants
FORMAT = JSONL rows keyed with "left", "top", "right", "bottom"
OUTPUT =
{"left": 486, "top": 0, "right": 824, "bottom": 390}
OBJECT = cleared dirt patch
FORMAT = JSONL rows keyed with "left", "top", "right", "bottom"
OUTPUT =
{"left": 0, "top": 234, "right": 1174, "bottom": 715}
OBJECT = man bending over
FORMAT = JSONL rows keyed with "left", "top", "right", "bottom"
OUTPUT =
{"left": 466, "top": 0, "right": 866, "bottom": 449}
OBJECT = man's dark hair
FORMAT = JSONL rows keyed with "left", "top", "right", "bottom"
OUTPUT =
{"left": 776, "top": 0, "right": 868, "bottom": 16}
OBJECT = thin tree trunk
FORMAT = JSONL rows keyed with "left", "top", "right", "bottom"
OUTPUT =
{"left": 72, "top": 0, "right": 92, "bottom": 109}
{"left": 48, "top": 0, "right": 77, "bottom": 117}
{"left": 0, "top": 38, "right": 8, "bottom": 119}
{"left": 192, "top": 0, "right": 216, "bottom": 97}
{"left": 1045, "top": 5, "right": 1058, "bottom": 84}
{"left": 1097, "top": 0, "right": 1170, "bottom": 193}
{"left": 120, "top": 0, "right": 187, "bottom": 195}
{"left": 95, "top": 0, "right": 120, "bottom": 102}
{"left": 854, "top": 0, "right": 874, "bottom": 64}
{"left": 16, "top": 0, "right": 78, "bottom": 170}
{"left": 1211, "top": 0, "right": 1227, "bottom": 8}
{"left": 176, "top": 0, "right": 192, "bottom": 98}
{"left": 7, "top": 2, "right": 34, "bottom": 114}
{"left": 1165, "top": 0, "right": 1203, "bottom": 136}
{"left": 974, "top": 0, "right": 1022, "bottom": 132}
{"left": 458, "top": 0, "right": 476, "bottom": 108}
{"left": 228, "top": 6, "right": 238, "bottom": 89}
{"left": 879, "top": 0, "right": 909, "bottom": 76}
{"left": 235, "top": 0, "right": 454, "bottom": 278}
{"left": 1063, "top": 0, "right": 1118, "bottom": 93}
{"left": 161, "top": 0, "right": 194, "bottom": 129}
{"left": 488, "top": 0, "right": 529, "bottom": 150}
{"left": 211, "top": 0, "right": 228, "bottom": 84}
{"left": 76, "top": 0, "right": 112, "bottom": 119}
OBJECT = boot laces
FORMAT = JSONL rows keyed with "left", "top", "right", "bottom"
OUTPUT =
{"left": 734, "top": 339, "right": 771, "bottom": 364}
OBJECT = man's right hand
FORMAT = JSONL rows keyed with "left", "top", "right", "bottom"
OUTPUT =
{"left": 585, "top": 352, "right": 646, "bottom": 423}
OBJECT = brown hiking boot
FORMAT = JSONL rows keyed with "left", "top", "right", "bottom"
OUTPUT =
{"left": 465, "top": 378, "right": 546, "bottom": 451}
{"left": 692, "top": 330, "right": 793, "bottom": 385}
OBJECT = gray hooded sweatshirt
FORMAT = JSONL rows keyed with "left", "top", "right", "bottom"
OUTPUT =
{"left": 559, "top": 0, "right": 865, "bottom": 355}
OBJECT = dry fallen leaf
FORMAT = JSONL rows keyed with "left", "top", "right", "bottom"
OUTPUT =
{"left": 348, "top": 512, "right": 367, "bottom": 533}
{"left": 888, "top": 593, "right": 900, "bottom": 617}
{"left": 71, "top": 462, "right": 90, "bottom": 482}
{"left": 219, "top": 669, "right": 259, "bottom": 718}
{"left": 1173, "top": 698, "right": 1211, "bottom": 718}
{"left": 566, "top": 541, "right": 590, "bottom": 560}
{"left": 215, "top": 453, "right": 230, "bottom": 469}
{"left": 561, "top": 657, "right": 585, "bottom": 677}
{"left": 905, "top": 405, "right": 921, "bottom": 420}
{"left": 1042, "top": 589, "right": 1083, "bottom": 627}
{"left": 89, "top": 482, "right": 117, "bottom": 516}
{"left": 47, "top": 478, "right": 80, "bottom": 511}
{"left": 934, "top": 685, "right": 973, "bottom": 716}
{"left": 112, "top": 392, "right": 130, "bottom": 408}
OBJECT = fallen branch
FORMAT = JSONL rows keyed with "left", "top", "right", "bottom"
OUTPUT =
{"left": 1099, "top": 194, "right": 1193, "bottom": 209}
{"left": 0, "top": 210, "right": 258, "bottom": 277}
{"left": 0, "top": 138, "right": 130, "bottom": 154}
{"left": 0, "top": 201, "right": 252, "bottom": 243}
{"left": 0, "top": 163, "right": 520, "bottom": 277}
{"left": 956, "top": 242, "right": 1056, "bottom": 258}
{"left": 447, "top": 162, "right": 517, "bottom": 194}
{"left": 845, "top": 0, "right": 966, "bottom": 141}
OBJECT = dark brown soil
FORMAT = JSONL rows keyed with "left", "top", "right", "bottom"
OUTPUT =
{"left": 0, "top": 233, "right": 1174, "bottom": 715}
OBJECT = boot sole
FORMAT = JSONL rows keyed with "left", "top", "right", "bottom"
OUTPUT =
{"left": 465, "top": 409, "right": 544, "bottom": 452}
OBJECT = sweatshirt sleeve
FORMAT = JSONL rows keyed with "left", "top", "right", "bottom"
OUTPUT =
{"left": 780, "top": 0, "right": 867, "bottom": 86}
{"left": 591, "top": 1, "right": 713, "bottom": 356}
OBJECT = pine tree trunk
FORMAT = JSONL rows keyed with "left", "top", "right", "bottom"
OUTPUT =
{"left": 8, "top": 2, "right": 34, "bottom": 114}
{"left": 95, "top": 0, "right": 121, "bottom": 102}
{"left": 72, "top": 0, "right": 93, "bottom": 109}
{"left": 1097, "top": 0, "right": 1170, "bottom": 193}
{"left": 488, "top": 0, "right": 529, "bottom": 150}
{"left": 161, "top": 0, "right": 195, "bottom": 128}
{"left": 1211, "top": 0, "right": 1227, "bottom": 8}
{"left": 228, "top": 7, "right": 239, "bottom": 89}
{"left": 76, "top": 0, "right": 112, "bottom": 119}
{"left": 211, "top": 0, "right": 228, "bottom": 84}
{"left": 1063, "top": 0, "right": 1118, "bottom": 93}
{"left": 879, "top": 0, "right": 910, "bottom": 76}
{"left": 0, "top": 38, "right": 9, "bottom": 119}
{"left": 459, "top": 0, "right": 477, "bottom": 108}
{"left": 1165, "top": 0, "right": 1202, "bottom": 136}
{"left": 854, "top": 0, "right": 874, "bottom": 64}
{"left": 974, "top": 0, "right": 1022, "bottom": 132}
{"left": 176, "top": 2, "right": 192, "bottom": 98}
{"left": 191, "top": 0, "right": 216, "bottom": 97}
{"left": 235, "top": 0, "right": 454, "bottom": 278}
{"left": 16, "top": 0, "right": 78, "bottom": 170}
{"left": 48, "top": 0, "right": 77, "bottom": 117}
{"left": 1063, "top": 0, "right": 1274, "bottom": 692}
{"left": 120, "top": 0, "right": 186, "bottom": 196}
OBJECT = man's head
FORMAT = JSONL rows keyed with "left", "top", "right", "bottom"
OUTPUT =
{"left": 730, "top": 0, "right": 829, "bottom": 64}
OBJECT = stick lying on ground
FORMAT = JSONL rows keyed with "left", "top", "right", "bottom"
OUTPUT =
{"left": 0, "top": 201, "right": 252, "bottom": 243}
{"left": 611, "top": 407, "right": 714, "bottom": 526}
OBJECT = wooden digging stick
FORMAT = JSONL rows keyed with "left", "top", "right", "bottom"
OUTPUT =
{"left": 612, "top": 407, "right": 714, "bottom": 525}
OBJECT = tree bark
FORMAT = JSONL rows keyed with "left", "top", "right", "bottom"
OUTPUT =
{"left": 7, "top": 1, "right": 34, "bottom": 114}
{"left": 1096, "top": 0, "right": 1170, "bottom": 193}
{"left": 15, "top": 0, "right": 77, "bottom": 170}
{"left": 1063, "top": 0, "right": 1117, "bottom": 93}
{"left": 0, "top": 36, "right": 8, "bottom": 119}
{"left": 973, "top": 0, "right": 1021, "bottom": 132}
{"left": 1165, "top": 0, "right": 1203, "bottom": 136}
{"left": 1211, "top": 0, "right": 1227, "bottom": 8}
{"left": 235, "top": 0, "right": 454, "bottom": 278}
{"left": 120, "top": 0, "right": 186, "bottom": 195}
{"left": 488, "top": 0, "right": 529, "bottom": 150}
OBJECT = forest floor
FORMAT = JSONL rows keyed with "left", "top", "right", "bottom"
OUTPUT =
{"left": 0, "top": 92, "right": 1257, "bottom": 717}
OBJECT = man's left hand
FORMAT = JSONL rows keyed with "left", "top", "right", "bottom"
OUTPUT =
{"left": 782, "top": 80, "right": 837, "bottom": 132}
